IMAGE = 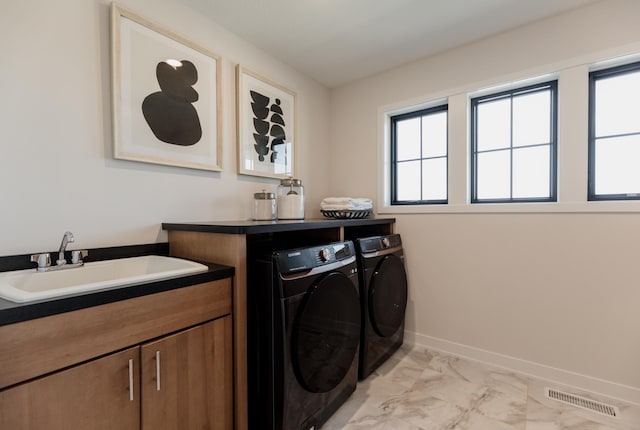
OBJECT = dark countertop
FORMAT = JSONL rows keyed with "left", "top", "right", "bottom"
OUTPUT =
{"left": 0, "top": 244, "right": 234, "bottom": 326}
{"left": 162, "top": 217, "right": 395, "bottom": 234}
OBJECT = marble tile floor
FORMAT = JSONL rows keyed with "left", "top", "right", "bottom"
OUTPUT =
{"left": 323, "top": 345, "right": 639, "bottom": 430}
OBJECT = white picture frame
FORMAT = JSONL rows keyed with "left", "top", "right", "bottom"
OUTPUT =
{"left": 111, "top": 3, "right": 222, "bottom": 171}
{"left": 236, "top": 65, "right": 297, "bottom": 179}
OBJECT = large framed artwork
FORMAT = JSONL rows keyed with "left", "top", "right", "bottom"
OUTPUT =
{"left": 237, "top": 65, "right": 297, "bottom": 179}
{"left": 111, "top": 4, "right": 222, "bottom": 171}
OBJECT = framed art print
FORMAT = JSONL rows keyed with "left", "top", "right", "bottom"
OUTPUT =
{"left": 111, "top": 4, "right": 222, "bottom": 171}
{"left": 237, "top": 65, "right": 297, "bottom": 179}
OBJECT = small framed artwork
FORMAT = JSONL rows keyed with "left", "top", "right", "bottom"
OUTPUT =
{"left": 237, "top": 65, "right": 297, "bottom": 179}
{"left": 111, "top": 4, "right": 222, "bottom": 171}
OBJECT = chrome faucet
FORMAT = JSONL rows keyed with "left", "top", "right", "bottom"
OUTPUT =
{"left": 57, "top": 231, "right": 75, "bottom": 265}
{"left": 30, "top": 231, "right": 88, "bottom": 272}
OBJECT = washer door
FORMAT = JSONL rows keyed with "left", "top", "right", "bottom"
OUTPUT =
{"left": 369, "top": 254, "right": 408, "bottom": 337}
{"left": 292, "top": 271, "right": 360, "bottom": 393}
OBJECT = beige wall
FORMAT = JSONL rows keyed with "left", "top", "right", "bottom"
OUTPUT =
{"left": 0, "top": 0, "right": 330, "bottom": 255}
{"left": 329, "top": 0, "right": 640, "bottom": 400}
{"left": 3, "top": 0, "right": 638, "bottom": 404}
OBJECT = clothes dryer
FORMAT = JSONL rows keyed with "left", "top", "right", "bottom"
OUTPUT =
{"left": 355, "top": 234, "right": 408, "bottom": 380}
{"left": 248, "top": 240, "right": 361, "bottom": 430}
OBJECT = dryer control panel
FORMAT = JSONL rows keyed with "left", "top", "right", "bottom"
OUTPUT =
{"left": 274, "top": 241, "right": 355, "bottom": 274}
{"left": 357, "top": 234, "right": 402, "bottom": 253}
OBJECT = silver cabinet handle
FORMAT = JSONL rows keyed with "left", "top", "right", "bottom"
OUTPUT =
{"left": 155, "top": 351, "right": 161, "bottom": 391}
{"left": 128, "top": 359, "right": 134, "bottom": 401}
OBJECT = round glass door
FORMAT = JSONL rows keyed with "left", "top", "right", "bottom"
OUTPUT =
{"left": 292, "top": 272, "right": 360, "bottom": 393}
{"left": 369, "top": 254, "right": 408, "bottom": 337}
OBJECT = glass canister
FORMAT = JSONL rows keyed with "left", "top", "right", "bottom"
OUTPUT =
{"left": 253, "top": 190, "right": 276, "bottom": 221}
{"left": 277, "top": 178, "right": 304, "bottom": 219}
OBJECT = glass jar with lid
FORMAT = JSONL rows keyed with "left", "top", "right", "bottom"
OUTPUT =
{"left": 253, "top": 190, "right": 276, "bottom": 221}
{"left": 277, "top": 178, "right": 304, "bottom": 219}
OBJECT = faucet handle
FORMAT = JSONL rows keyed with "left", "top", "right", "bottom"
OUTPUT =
{"left": 30, "top": 253, "right": 51, "bottom": 270}
{"left": 71, "top": 250, "right": 88, "bottom": 264}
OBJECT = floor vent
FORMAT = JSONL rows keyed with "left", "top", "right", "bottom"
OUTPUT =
{"left": 545, "top": 387, "right": 619, "bottom": 418}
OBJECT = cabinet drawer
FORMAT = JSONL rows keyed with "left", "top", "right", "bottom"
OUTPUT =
{"left": 0, "top": 278, "right": 231, "bottom": 389}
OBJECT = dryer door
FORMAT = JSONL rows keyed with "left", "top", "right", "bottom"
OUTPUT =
{"left": 369, "top": 254, "right": 408, "bottom": 337}
{"left": 292, "top": 272, "right": 360, "bottom": 393}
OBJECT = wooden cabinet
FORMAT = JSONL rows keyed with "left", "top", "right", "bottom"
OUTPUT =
{"left": 0, "top": 346, "right": 140, "bottom": 430}
{"left": 141, "top": 317, "right": 233, "bottom": 430}
{"left": 0, "top": 279, "right": 233, "bottom": 430}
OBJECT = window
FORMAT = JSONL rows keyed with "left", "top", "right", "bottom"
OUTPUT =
{"left": 390, "top": 105, "right": 448, "bottom": 205}
{"left": 471, "top": 81, "right": 558, "bottom": 203}
{"left": 588, "top": 61, "right": 640, "bottom": 200}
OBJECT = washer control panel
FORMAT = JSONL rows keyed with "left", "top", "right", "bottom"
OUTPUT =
{"left": 275, "top": 241, "right": 355, "bottom": 274}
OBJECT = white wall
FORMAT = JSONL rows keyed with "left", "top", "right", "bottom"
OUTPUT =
{"left": 329, "top": 0, "right": 640, "bottom": 401}
{"left": 0, "top": 0, "right": 330, "bottom": 256}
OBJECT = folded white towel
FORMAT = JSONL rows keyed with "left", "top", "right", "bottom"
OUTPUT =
{"left": 322, "top": 197, "right": 356, "bottom": 205}
{"left": 322, "top": 197, "right": 372, "bottom": 205}
{"left": 321, "top": 197, "right": 373, "bottom": 211}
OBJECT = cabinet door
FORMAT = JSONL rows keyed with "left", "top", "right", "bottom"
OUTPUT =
{"left": 141, "top": 316, "right": 233, "bottom": 430}
{"left": 0, "top": 346, "right": 140, "bottom": 430}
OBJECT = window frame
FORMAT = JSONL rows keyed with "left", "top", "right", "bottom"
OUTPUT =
{"left": 390, "top": 104, "right": 449, "bottom": 205}
{"left": 470, "top": 80, "right": 558, "bottom": 204}
{"left": 588, "top": 60, "right": 640, "bottom": 201}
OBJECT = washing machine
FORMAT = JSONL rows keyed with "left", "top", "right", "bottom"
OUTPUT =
{"left": 247, "top": 240, "right": 361, "bottom": 430}
{"left": 355, "top": 234, "right": 408, "bottom": 380}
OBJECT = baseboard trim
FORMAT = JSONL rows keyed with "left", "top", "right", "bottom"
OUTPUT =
{"left": 404, "top": 331, "right": 640, "bottom": 406}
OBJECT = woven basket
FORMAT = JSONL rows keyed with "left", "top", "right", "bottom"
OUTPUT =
{"left": 320, "top": 209, "right": 372, "bottom": 219}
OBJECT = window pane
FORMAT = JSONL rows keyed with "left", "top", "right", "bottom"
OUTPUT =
{"left": 422, "top": 111, "right": 447, "bottom": 157}
{"left": 477, "top": 98, "right": 510, "bottom": 151}
{"left": 513, "top": 91, "right": 550, "bottom": 147}
{"left": 595, "top": 135, "right": 640, "bottom": 195}
{"left": 392, "top": 105, "right": 448, "bottom": 205}
{"left": 396, "top": 160, "right": 421, "bottom": 200}
{"left": 396, "top": 117, "right": 421, "bottom": 161}
{"left": 477, "top": 150, "right": 510, "bottom": 199}
{"left": 422, "top": 158, "right": 447, "bottom": 200}
{"left": 513, "top": 146, "right": 550, "bottom": 198}
{"left": 595, "top": 71, "right": 640, "bottom": 137}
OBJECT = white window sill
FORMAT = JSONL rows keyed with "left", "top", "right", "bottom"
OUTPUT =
{"left": 378, "top": 200, "right": 640, "bottom": 214}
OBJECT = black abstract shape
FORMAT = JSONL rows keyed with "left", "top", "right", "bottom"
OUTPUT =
{"left": 250, "top": 90, "right": 270, "bottom": 160}
{"left": 268, "top": 98, "right": 286, "bottom": 162}
{"left": 270, "top": 114, "right": 285, "bottom": 126}
{"left": 270, "top": 101, "right": 284, "bottom": 115}
{"left": 251, "top": 103, "right": 269, "bottom": 119}
{"left": 270, "top": 124, "right": 285, "bottom": 139}
{"left": 250, "top": 92, "right": 287, "bottom": 163}
{"left": 253, "top": 133, "right": 269, "bottom": 161}
{"left": 142, "top": 60, "right": 202, "bottom": 146}
{"left": 250, "top": 90, "right": 269, "bottom": 106}
{"left": 157, "top": 61, "right": 198, "bottom": 101}
{"left": 250, "top": 91, "right": 269, "bottom": 122}
{"left": 253, "top": 118, "right": 270, "bottom": 135}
